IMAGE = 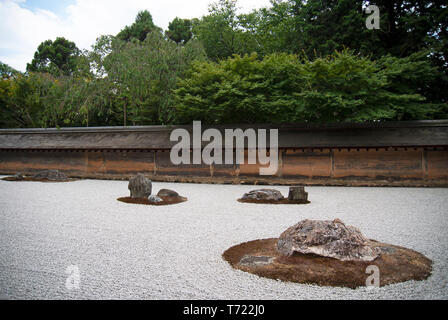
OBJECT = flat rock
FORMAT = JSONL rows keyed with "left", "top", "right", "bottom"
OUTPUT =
{"left": 241, "top": 189, "right": 284, "bottom": 202}
{"left": 128, "top": 174, "right": 152, "bottom": 199}
{"left": 277, "top": 219, "right": 381, "bottom": 262}
{"left": 157, "top": 189, "right": 179, "bottom": 198}
{"left": 239, "top": 255, "right": 274, "bottom": 267}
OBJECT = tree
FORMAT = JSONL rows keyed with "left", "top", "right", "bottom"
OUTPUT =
{"left": 166, "top": 17, "right": 194, "bottom": 44}
{"left": 193, "top": 0, "right": 260, "bottom": 60}
{"left": 237, "top": 0, "right": 303, "bottom": 56}
{"left": 26, "top": 37, "right": 80, "bottom": 76}
{"left": 0, "top": 73, "right": 56, "bottom": 128}
{"left": 174, "top": 50, "right": 446, "bottom": 124}
{"left": 250, "top": 0, "right": 446, "bottom": 62}
{"left": 241, "top": 0, "right": 448, "bottom": 104}
{"left": 97, "top": 32, "right": 207, "bottom": 125}
{"left": 117, "top": 10, "right": 162, "bottom": 42}
{"left": 2, "top": 1, "right": 446, "bottom": 129}
{"left": 0, "top": 74, "right": 15, "bottom": 127}
{"left": 0, "top": 61, "right": 20, "bottom": 78}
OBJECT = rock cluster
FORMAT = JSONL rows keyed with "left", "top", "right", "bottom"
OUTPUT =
{"left": 240, "top": 189, "right": 284, "bottom": 201}
{"left": 277, "top": 219, "right": 381, "bottom": 262}
{"left": 33, "top": 170, "right": 68, "bottom": 181}
{"left": 126, "top": 175, "right": 185, "bottom": 205}
{"left": 128, "top": 174, "right": 152, "bottom": 199}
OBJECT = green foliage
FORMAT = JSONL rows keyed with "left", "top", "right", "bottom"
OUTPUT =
{"left": 289, "top": 0, "right": 377, "bottom": 58}
{"left": 0, "top": 61, "right": 20, "bottom": 78}
{"left": 193, "top": 0, "right": 260, "bottom": 60}
{"left": 251, "top": 0, "right": 447, "bottom": 64}
{"left": 174, "top": 50, "right": 446, "bottom": 124}
{"left": 39, "top": 32, "right": 207, "bottom": 128}
{"left": 237, "top": 1, "right": 297, "bottom": 56}
{"left": 26, "top": 37, "right": 80, "bottom": 76}
{"left": 250, "top": 0, "right": 448, "bottom": 104}
{"left": 117, "top": 10, "right": 162, "bottom": 42}
{"left": 1, "top": 2, "right": 447, "bottom": 128}
{"left": 0, "top": 9, "right": 208, "bottom": 129}
{"left": 0, "top": 77, "right": 14, "bottom": 128}
{"left": 0, "top": 73, "right": 60, "bottom": 128}
{"left": 166, "top": 17, "right": 194, "bottom": 44}
{"left": 104, "top": 32, "right": 205, "bottom": 124}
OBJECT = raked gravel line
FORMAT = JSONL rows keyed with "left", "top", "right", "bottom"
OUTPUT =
{"left": 0, "top": 176, "right": 447, "bottom": 299}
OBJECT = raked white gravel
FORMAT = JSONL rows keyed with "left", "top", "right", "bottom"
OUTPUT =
{"left": 0, "top": 177, "right": 447, "bottom": 299}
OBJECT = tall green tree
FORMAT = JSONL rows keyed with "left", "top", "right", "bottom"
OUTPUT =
{"left": 26, "top": 37, "right": 80, "bottom": 76}
{"left": 166, "top": 17, "right": 194, "bottom": 44}
{"left": 193, "top": 0, "right": 260, "bottom": 60}
{"left": 117, "top": 10, "right": 162, "bottom": 42}
{"left": 96, "top": 31, "right": 207, "bottom": 125}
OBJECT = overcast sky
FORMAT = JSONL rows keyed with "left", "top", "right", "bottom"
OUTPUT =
{"left": 0, "top": 0, "right": 272, "bottom": 71}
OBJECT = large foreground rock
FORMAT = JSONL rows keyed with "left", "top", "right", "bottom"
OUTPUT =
{"left": 224, "top": 238, "right": 431, "bottom": 289}
{"left": 241, "top": 189, "right": 284, "bottom": 201}
{"left": 277, "top": 219, "right": 381, "bottom": 262}
{"left": 128, "top": 174, "right": 152, "bottom": 199}
{"left": 33, "top": 170, "right": 68, "bottom": 181}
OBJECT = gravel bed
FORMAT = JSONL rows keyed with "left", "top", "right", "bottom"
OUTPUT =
{"left": 0, "top": 177, "right": 447, "bottom": 299}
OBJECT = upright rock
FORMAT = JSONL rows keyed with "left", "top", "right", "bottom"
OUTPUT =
{"left": 241, "top": 189, "right": 284, "bottom": 201}
{"left": 288, "top": 186, "right": 308, "bottom": 202}
{"left": 128, "top": 174, "right": 152, "bottom": 199}
{"left": 33, "top": 170, "right": 68, "bottom": 181}
{"left": 277, "top": 219, "right": 381, "bottom": 262}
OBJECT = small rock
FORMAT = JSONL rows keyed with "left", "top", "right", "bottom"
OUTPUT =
{"left": 288, "top": 186, "right": 308, "bottom": 202}
{"left": 13, "top": 172, "right": 24, "bottom": 180}
{"left": 239, "top": 255, "right": 274, "bottom": 267}
{"left": 241, "top": 189, "right": 284, "bottom": 201}
{"left": 277, "top": 219, "right": 381, "bottom": 262}
{"left": 148, "top": 195, "right": 162, "bottom": 203}
{"left": 157, "top": 189, "right": 179, "bottom": 197}
{"left": 379, "top": 246, "right": 397, "bottom": 255}
{"left": 128, "top": 174, "right": 152, "bottom": 199}
{"left": 33, "top": 170, "right": 67, "bottom": 181}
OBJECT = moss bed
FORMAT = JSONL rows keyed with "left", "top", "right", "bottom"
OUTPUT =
{"left": 237, "top": 198, "right": 310, "bottom": 205}
{"left": 117, "top": 195, "right": 187, "bottom": 206}
{"left": 223, "top": 238, "right": 432, "bottom": 289}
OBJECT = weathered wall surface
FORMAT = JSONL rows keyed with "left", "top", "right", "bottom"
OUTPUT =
{"left": 0, "top": 147, "right": 447, "bottom": 187}
{"left": 1, "top": 121, "right": 447, "bottom": 186}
